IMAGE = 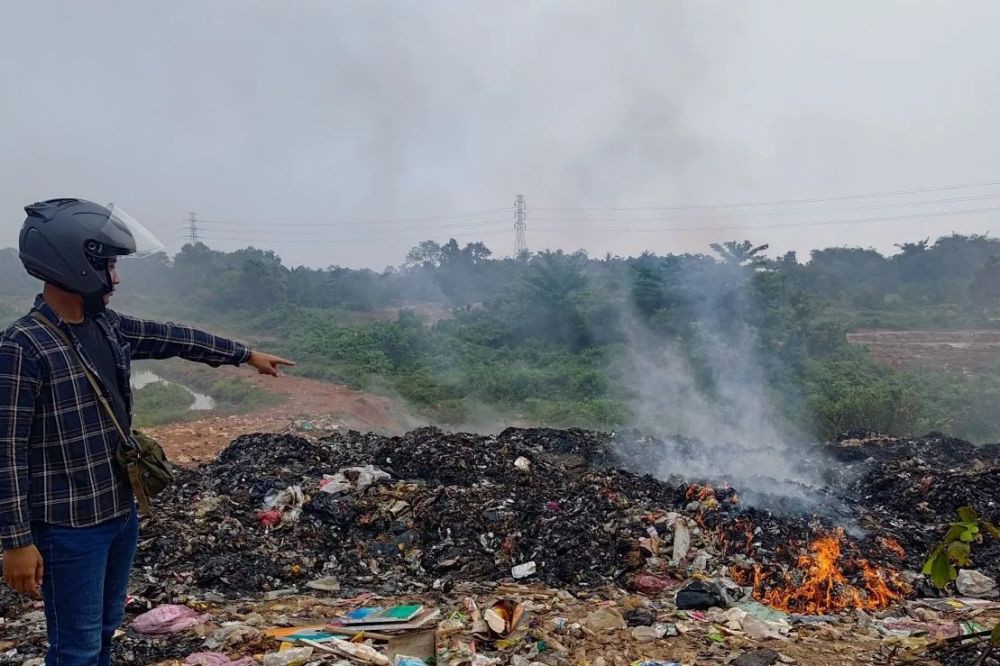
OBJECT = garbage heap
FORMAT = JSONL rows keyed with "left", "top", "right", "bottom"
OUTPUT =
{"left": 828, "top": 431, "right": 1000, "bottom": 573}
{"left": 127, "top": 427, "right": 999, "bottom": 606}
{"left": 3, "top": 427, "right": 1000, "bottom": 666}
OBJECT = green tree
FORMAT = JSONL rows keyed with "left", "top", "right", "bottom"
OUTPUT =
{"left": 971, "top": 256, "right": 1000, "bottom": 306}
{"left": 710, "top": 240, "right": 769, "bottom": 268}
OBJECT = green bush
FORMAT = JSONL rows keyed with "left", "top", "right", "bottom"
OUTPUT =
{"left": 801, "top": 348, "right": 1000, "bottom": 441}
{"left": 132, "top": 381, "right": 195, "bottom": 427}
{"left": 136, "top": 360, "right": 280, "bottom": 414}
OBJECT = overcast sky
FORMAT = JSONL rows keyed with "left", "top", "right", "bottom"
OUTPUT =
{"left": 2, "top": 1, "right": 998, "bottom": 268}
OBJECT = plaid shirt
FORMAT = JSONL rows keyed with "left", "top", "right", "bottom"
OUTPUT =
{"left": 0, "top": 296, "right": 251, "bottom": 550}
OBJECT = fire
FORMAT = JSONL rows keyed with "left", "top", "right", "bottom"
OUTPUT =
{"left": 859, "top": 559, "right": 908, "bottom": 608}
{"left": 752, "top": 529, "right": 909, "bottom": 615}
{"left": 879, "top": 536, "right": 906, "bottom": 560}
{"left": 719, "top": 517, "right": 756, "bottom": 557}
{"left": 685, "top": 483, "right": 716, "bottom": 502}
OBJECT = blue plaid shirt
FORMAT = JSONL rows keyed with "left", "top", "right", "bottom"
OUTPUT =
{"left": 0, "top": 296, "right": 251, "bottom": 550}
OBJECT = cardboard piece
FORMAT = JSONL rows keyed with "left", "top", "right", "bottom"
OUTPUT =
{"left": 386, "top": 630, "right": 436, "bottom": 661}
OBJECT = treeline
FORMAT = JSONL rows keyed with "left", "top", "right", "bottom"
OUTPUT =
{"left": 4, "top": 234, "right": 997, "bottom": 322}
{"left": 0, "top": 234, "right": 998, "bottom": 440}
{"left": 117, "top": 234, "right": 1000, "bottom": 321}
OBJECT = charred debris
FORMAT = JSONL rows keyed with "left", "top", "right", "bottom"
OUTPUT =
{"left": 123, "top": 427, "right": 998, "bottom": 604}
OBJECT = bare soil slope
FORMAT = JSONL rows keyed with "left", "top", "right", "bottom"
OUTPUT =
{"left": 146, "top": 369, "right": 421, "bottom": 464}
{"left": 848, "top": 329, "right": 1000, "bottom": 373}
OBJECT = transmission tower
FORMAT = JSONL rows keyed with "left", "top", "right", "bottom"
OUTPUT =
{"left": 514, "top": 194, "right": 528, "bottom": 255}
{"left": 186, "top": 212, "right": 201, "bottom": 245}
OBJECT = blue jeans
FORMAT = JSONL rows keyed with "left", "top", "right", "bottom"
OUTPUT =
{"left": 32, "top": 507, "right": 138, "bottom": 666}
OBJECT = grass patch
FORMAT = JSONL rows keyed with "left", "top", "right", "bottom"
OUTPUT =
{"left": 132, "top": 381, "right": 196, "bottom": 427}
{"left": 132, "top": 359, "right": 282, "bottom": 426}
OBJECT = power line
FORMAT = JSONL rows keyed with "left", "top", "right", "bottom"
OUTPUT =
{"left": 533, "top": 178, "right": 1000, "bottom": 212}
{"left": 180, "top": 218, "right": 512, "bottom": 237}
{"left": 190, "top": 228, "right": 513, "bottom": 245}
{"left": 165, "top": 179, "right": 1000, "bottom": 250}
{"left": 173, "top": 205, "right": 997, "bottom": 247}
{"left": 531, "top": 205, "right": 1000, "bottom": 234}
{"left": 529, "top": 191, "right": 1000, "bottom": 222}
{"left": 196, "top": 206, "right": 513, "bottom": 228}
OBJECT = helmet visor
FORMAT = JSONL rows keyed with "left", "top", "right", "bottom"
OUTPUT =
{"left": 93, "top": 204, "right": 166, "bottom": 259}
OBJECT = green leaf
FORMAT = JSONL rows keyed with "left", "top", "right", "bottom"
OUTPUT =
{"left": 923, "top": 544, "right": 947, "bottom": 575}
{"left": 941, "top": 525, "right": 966, "bottom": 544}
{"left": 982, "top": 520, "right": 1000, "bottom": 539}
{"left": 947, "top": 541, "right": 972, "bottom": 566}
{"left": 929, "top": 552, "right": 957, "bottom": 589}
{"left": 960, "top": 525, "right": 980, "bottom": 542}
{"left": 957, "top": 507, "right": 979, "bottom": 524}
{"left": 992, "top": 623, "right": 1000, "bottom": 647}
{"left": 922, "top": 555, "right": 935, "bottom": 576}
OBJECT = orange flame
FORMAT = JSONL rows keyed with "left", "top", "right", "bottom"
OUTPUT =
{"left": 720, "top": 517, "right": 756, "bottom": 557}
{"left": 879, "top": 536, "right": 906, "bottom": 561}
{"left": 753, "top": 529, "right": 909, "bottom": 615}
{"left": 685, "top": 483, "right": 716, "bottom": 501}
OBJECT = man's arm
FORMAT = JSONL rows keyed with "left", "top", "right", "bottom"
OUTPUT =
{"left": 107, "top": 311, "right": 294, "bottom": 375}
{"left": 0, "top": 336, "right": 40, "bottom": 551}
{"left": 107, "top": 310, "right": 252, "bottom": 367}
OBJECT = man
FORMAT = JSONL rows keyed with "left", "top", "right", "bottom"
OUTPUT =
{"left": 0, "top": 199, "right": 294, "bottom": 665}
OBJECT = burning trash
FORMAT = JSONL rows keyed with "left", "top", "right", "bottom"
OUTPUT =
{"left": 737, "top": 528, "right": 910, "bottom": 615}
{"left": 113, "top": 427, "right": 999, "bottom": 605}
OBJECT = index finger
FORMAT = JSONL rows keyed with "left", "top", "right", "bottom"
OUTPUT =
{"left": 274, "top": 357, "right": 296, "bottom": 367}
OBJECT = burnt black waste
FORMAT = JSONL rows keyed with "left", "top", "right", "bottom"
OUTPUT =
{"left": 119, "top": 427, "right": 1000, "bottom": 601}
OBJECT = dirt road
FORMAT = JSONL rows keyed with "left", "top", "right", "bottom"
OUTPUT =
{"left": 848, "top": 329, "right": 1000, "bottom": 373}
{"left": 145, "top": 369, "right": 422, "bottom": 464}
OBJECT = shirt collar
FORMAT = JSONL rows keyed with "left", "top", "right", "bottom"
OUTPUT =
{"left": 32, "top": 294, "right": 103, "bottom": 327}
{"left": 32, "top": 294, "right": 64, "bottom": 325}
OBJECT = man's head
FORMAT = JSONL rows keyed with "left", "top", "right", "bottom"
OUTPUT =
{"left": 19, "top": 199, "right": 160, "bottom": 313}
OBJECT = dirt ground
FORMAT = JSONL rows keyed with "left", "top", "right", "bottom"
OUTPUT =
{"left": 848, "top": 329, "right": 1000, "bottom": 374}
{"left": 352, "top": 300, "right": 454, "bottom": 326}
{"left": 145, "top": 368, "right": 422, "bottom": 465}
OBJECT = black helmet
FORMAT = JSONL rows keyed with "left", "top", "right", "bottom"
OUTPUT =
{"left": 19, "top": 198, "right": 160, "bottom": 298}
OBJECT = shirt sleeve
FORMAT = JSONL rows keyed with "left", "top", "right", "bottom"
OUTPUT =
{"left": 0, "top": 336, "right": 41, "bottom": 550}
{"left": 106, "top": 311, "right": 252, "bottom": 367}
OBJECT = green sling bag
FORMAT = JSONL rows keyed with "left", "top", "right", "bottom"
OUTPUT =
{"left": 31, "top": 311, "right": 175, "bottom": 515}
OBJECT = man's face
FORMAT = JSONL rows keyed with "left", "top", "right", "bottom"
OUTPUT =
{"left": 104, "top": 258, "right": 120, "bottom": 304}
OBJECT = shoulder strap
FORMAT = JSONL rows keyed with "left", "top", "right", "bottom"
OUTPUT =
{"left": 29, "top": 311, "right": 130, "bottom": 444}
{"left": 30, "top": 310, "right": 152, "bottom": 516}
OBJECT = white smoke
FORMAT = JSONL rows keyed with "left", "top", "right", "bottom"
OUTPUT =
{"left": 610, "top": 262, "right": 829, "bottom": 510}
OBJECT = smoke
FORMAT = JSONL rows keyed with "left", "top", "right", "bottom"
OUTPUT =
{"left": 610, "top": 260, "right": 830, "bottom": 512}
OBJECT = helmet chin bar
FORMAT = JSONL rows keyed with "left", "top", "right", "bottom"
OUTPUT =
{"left": 79, "top": 266, "right": 114, "bottom": 315}
{"left": 84, "top": 292, "right": 106, "bottom": 315}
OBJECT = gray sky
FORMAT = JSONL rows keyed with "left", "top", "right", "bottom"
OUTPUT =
{"left": 2, "top": 1, "right": 998, "bottom": 268}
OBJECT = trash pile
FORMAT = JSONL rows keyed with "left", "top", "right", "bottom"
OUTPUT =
{"left": 119, "top": 428, "right": 867, "bottom": 603}
{"left": 129, "top": 427, "right": 688, "bottom": 600}
{"left": 822, "top": 431, "right": 1000, "bottom": 576}
{"left": 130, "top": 428, "right": 1000, "bottom": 602}
{"left": 2, "top": 426, "right": 999, "bottom": 665}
